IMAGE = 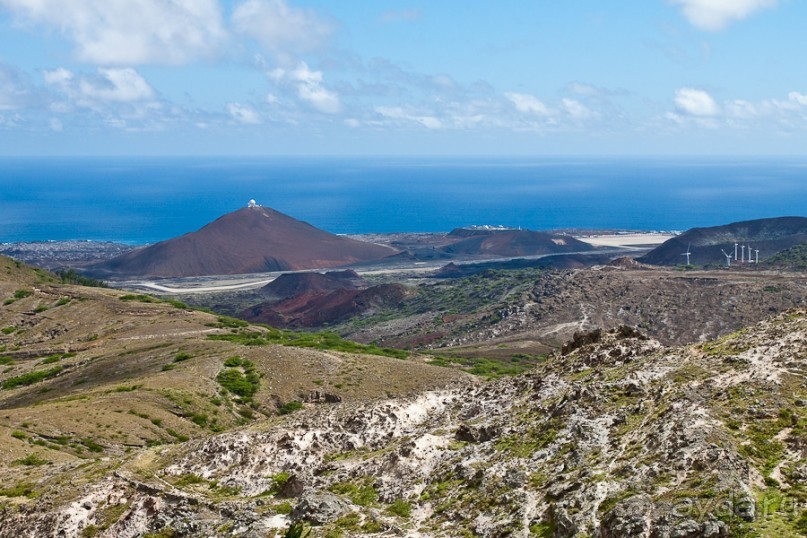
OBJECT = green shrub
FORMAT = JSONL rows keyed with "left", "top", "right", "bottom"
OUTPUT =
{"left": 173, "top": 352, "right": 193, "bottom": 363}
{"left": 14, "top": 453, "right": 48, "bottom": 466}
{"left": 0, "top": 356, "right": 14, "bottom": 365}
{"left": 82, "top": 438, "right": 104, "bottom": 453}
{"left": 278, "top": 401, "right": 303, "bottom": 415}
{"left": 216, "top": 316, "right": 249, "bottom": 328}
{"left": 1, "top": 326, "right": 16, "bottom": 335}
{"left": 39, "top": 354, "right": 65, "bottom": 365}
{"left": 386, "top": 498, "right": 412, "bottom": 518}
{"left": 0, "top": 482, "right": 36, "bottom": 498}
{"left": 119, "top": 294, "right": 160, "bottom": 303}
{"left": 56, "top": 269, "right": 107, "bottom": 288}
{"left": 216, "top": 368, "right": 259, "bottom": 399}
{"left": 191, "top": 413, "right": 208, "bottom": 427}
{"left": 13, "top": 289, "right": 32, "bottom": 299}
{"left": 223, "top": 356, "right": 243, "bottom": 367}
{"left": 10, "top": 431, "right": 26, "bottom": 440}
{"left": 1, "top": 366, "right": 63, "bottom": 390}
{"left": 329, "top": 479, "right": 378, "bottom": 506}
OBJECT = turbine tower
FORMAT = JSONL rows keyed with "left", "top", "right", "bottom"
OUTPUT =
{"left": 741, "top": 245, "right": 745, "bottom": 263}
{"left": 755, "top": 249, "right": 760, "bottom": 264}
{"left": 681, "top": 244, "right": 691, "bottom": 266}
{"left": 734, "top": 242, "right": 738, "bottom": 260}
{"left": 748, "top": 244, "right": 753, "bottom": 262}
{"left": 721, "top": 249, "right": 732, "bottom": 268}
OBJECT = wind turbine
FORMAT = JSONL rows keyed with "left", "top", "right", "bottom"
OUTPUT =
{"left": 734, "top": 242, "right": 738, "bottom": 260}
{"left": 748, "top": 244, "right": 753, "bottom": 262}
{"left": 741, "top": 245, "right": 745, "bottom": 263}
{"left": 755, "top": 249, "right": 760, "bottom": 264}
{"left": 681, "top": 244, "right": 692, "bottom": 266}
{"left": 721, "top": 249, "right": 732, "bottom": 267}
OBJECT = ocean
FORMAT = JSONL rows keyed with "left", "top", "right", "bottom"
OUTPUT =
{"left": 1, "top": 156, "right": 806, "bottom": 244}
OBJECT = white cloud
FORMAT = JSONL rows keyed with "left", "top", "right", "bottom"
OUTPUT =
{"left": 232, "top": 0, "right": 332, "bottom": 60}
{"left": 49, "top": 118, "right": 63, "bottom": 131}
{"left": 670, "top": 0, "right": 777, "bottom": 31}
{"left": 504, "top": 92, "right": 549, "bottom": 115}
{"left": 80, "top": 69, "right": 155, "bottom": 102}
{"left": 227, "top": 102, "right": 261, "bottom": 124}
{"left": 674, "top": 87, "right": 719, "bottom": 116}
{"left": 375, "top": 106, "right": 443, "bottom": 130}
{"left": 269, "top": 62, "right": 341, "bottom": 114}
{"left": 0, "top": 0, "right": 225, "bottom": 65}
{"left": 725, "top": 99, "right": 758, "bottom": 119}
{"left": 788, "top": 92, "right": 807, "bottom": 106}
{"left": 0, "top": 63, "right": 37, "bottom": 110}
{"left": 44, "top": 68, "right": 155, "bottom": 103}
{"left": 562, "top": 98, "right": 595, "bottom": 119}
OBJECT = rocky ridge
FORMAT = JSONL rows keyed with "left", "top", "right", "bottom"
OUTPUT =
{"left": 3, "top": 310, "right": 807, "bottom": 537}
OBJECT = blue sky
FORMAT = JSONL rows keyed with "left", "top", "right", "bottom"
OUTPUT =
{"left": 0, "top": 0, "right": 805, "bottom": 155}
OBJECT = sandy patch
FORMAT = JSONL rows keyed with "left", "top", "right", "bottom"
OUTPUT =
{"left": 577, "top": 234, "right": 676, "bottom": 248}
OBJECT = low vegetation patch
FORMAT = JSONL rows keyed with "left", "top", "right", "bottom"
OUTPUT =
{"left": 428, "top": 354, "right": 539, "bottom": 378}
{"left": 278, "top": 400, "right": 303, "bottom": 415}
{"left": 56, "top": 269, "right": 108, "bottom": 288}
{"left": 13, "top": 289, "right": 33, "bottom": 299}
{"left": 0, "top": 482, "right": 37, "bottom": 498}
{"left": 216, "top": 357, "right": 259, "bottom": 399}
{"left": 209, "top": 328, "right": 408, "bottom": 359}
{"left": 1, "top": 366, "right": 63, "bottom": 390}
{"left": 117, "top": 294, "right": 188, "bottom": 309}
{"left": 14, "top": 453, "right": 48, "bottom": 466}
{"left": 329, "top": 479, "right": 378, "bottom": 506}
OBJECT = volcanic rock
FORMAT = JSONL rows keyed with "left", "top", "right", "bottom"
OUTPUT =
{"left": 85, "top": 205, "right": 397, "bottom": 278}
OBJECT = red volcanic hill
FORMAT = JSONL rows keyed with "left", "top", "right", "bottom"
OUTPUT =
{"left": 86, "top": 205, "right": 398, "bottom": 278}
{"left": 440, "top": 228, "right": 595, "bottom": 257}
{"left": 259, "top": 270, "right": 363, "bottom": 300}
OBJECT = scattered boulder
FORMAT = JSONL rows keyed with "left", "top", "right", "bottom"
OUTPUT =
{"left": 291, "top": 492, "right": 351, "bottom": 525}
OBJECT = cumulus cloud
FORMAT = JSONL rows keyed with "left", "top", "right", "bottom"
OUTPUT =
{"left": 562, "top": 98, "right": 596, "bottom": 119}
{"left": 504, "top": 92, "right": 549, "bottom": 115}
{"left": 227, "top": 102, "right": 261, "bottom": 124}
{"left": 670, "top": 0, "right": 777, "bottom": 31}
{"left": 0, "top": 0, "right": 225, "bottom": 65}
{"left": 0, "top": 62, "right": 39, "bottom": 110}
{"left": 44, "top": 68, "right": 155, "bottom": 103}
{"left": 789, "top": 92, "right": 807, "bottom": 106}
{"left": 375, "top": 106, "right": 443, "bottom": 129}
{"left": 674, "top": 87, "right": 719, "bottom": 116}
{"left": 269, "top": 62, "right": 341, "bottom": 114}
{"left": 232, "top": 0, "right": 332, "bottom": 61}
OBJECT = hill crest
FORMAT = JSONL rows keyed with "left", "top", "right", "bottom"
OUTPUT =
{"left": 85, "top": 205, "right": 398, "bottom": 278}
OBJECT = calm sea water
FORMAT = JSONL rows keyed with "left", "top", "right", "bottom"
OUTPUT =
{"left": 1, "top": 156, "right": 806, "bottom": 244}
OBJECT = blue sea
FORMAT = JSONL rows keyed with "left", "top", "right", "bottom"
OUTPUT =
{"left": 1, "top": 156, "right": 806, "bottom": 244}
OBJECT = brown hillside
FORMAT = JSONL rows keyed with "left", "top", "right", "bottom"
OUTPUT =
{"left": 243, "top": 283, "right": 410, "bottom": 328}
{"left": 259, "top": 270, "right": 362, "bottom": 300}
{"left": 85, "top": 205, "right": 398, "bottom": 278}
{"left": 441, "top": 228, "right": 595, "bottom": 257}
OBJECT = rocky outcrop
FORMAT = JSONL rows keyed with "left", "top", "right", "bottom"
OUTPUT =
{"left": 2, "top": 311, "right": 807, "bottom": 537}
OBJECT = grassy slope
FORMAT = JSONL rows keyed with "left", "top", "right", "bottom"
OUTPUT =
{"left": 0, "top": 255, "right": 466, "bottom": 493}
